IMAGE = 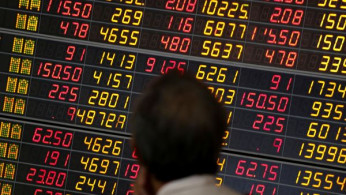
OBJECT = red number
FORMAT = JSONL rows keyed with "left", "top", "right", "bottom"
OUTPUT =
{"left": 53, "top": 131, "right": 62, "bottom": 145}
{"left": 161, "top": 35, "right": 191, "bottom": 53}
{"left": 145, "top": 57, "right": 155, "bottom": 72}
{"left": 46, "top": 171, "right": 57, "bottom": 185}
{"left": 26, "top": 168, "right": 36, "bottom": 181}
{"left": 246, "top": 162, "right": 257, "bottom": 177}
{"left": 44, "top": 151, "right": 60, "bottom": 166}
{"left": 32, "top": 128, "right": 43, "bottom": 142}
{"left": 268, "top": 165, "right": 279, "bottom": 181}
{"left": 235, "top": 160, "right": 246, "bottom": 175}
{"left": 273, "top": 0, "right": 304, "bottom": 4}
{"left": 62, "top": 1, "right": 71, "bottom": 15}
{"left": 60, "top": 21, "right": 89, "bottom": 39}
{"left": 270, "top": 8, "right": 304, "bottom": 25}
{"left": 42, "top": 129, "right": 54, "bottom": 144}
{"left": 62, "top": 133, "right": 73, "bottom": 147}
{"left": 67, "top": 107, "right": 76, "bottom": 121}
{"left": 60, "top": 21, "right": 69, "bottom": 35}
{"left": 71, "top": 2, "right": 81, "bottom": 16}
{"left": 48, "top": 84, "right": 79, "bottom": 102}
{"left": 265, "top": 49, "right": 275, "bottom": 63}
{"left": 81, "top": 4, "right": 92, "bottom": 18}
{"left": 124, "top": 164, "right": 140, "bottom": 179}
{"left": 65, "top": 46, "right": 75, "bottom": 60}
{"left": 252, "top": 114, "right": 285, "bottom": 133}
{"left": 277, "top": 97, "right": 289, "bottom": 112}
{"left": 270, "top": 75, "right": 281, "bottom": 90}
{"left": 250, "top": 184, "right": 265, "bottom": 195}
{"left": 252, "top": 114, "right": 264, "bottom": 130}
{"left": 273, "top": 138, "right": 283, "bottom": 153}
{"left": 165, "top": 0, "right": 197, "bottom": 12}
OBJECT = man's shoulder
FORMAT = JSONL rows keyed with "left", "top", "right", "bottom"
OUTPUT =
{"left": 157, "top": 175, "right": 241, "bottom": 195}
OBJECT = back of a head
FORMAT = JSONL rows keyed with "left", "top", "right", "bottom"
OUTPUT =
{"left": 132, "top": 71, "right": 226, "bottom": 182}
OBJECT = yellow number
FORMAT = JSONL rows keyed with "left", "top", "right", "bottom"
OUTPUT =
{"left": 227, "top": 2, "right": 238, "bottom": 18}
{"left": 325, "top": 174, "right": 334, "bottom": 190}
{"left": 302, "top": 170, "right": 312, "bottom": 186}
{"left": 336, "top": 176, "right": 346, "bottom": 191}
{"left": 311, "top": 101, "right": 322, "bottom": 117}
{"left": 327, "top": 146, "right": 338, "bottom": 162}
{"left": 75, "top": 176, "right": 86, "bottom": 191}
{"left": 338, "top": 148, "right": 346, "bottom": 163}
{"left": 92, "top": 138, "right": 102, "bottom": 152}
{"left": 315, "top": 145, "right": 327, "bottom": 160}
{"left": 113, "top": 161, "right": 120, "bottom": 175}
{"left": 196, "top": 64, "right": 206, "bottom": 80}
{"left": 224, "top": 89, "right": 235, "bottom": 105}
{"left": 217, "top": 68, "right": 227, "bottom": 82}
{"left": 312, "top": 172, "right": 323, "bottom": 188}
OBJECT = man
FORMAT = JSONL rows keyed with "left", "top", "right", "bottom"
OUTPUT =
{"left": 131, "top": 71, "right": 240, "bottom": 195}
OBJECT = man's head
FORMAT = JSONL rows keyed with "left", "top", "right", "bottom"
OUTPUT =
{"left": 132, "top": 71, "right": 226, "bottom": 184}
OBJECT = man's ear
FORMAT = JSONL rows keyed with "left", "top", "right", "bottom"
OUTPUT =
{"left": 134, "top": 166, "right": 155, "bottom": 195}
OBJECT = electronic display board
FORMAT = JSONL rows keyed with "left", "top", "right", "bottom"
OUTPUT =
{"left": 0, "top": 0, "right": 345, "bottom": 194}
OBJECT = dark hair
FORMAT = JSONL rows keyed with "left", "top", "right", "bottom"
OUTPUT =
{"left": 131, "top": 71, "right": 226, "bottom": 182}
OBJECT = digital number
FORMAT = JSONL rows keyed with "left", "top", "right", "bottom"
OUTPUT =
{"left": 296, "top": 170, "right": 346, "bottom": 192}
{"left": 319, "top": 55, "right": 346, "bottom": 74}
{"left": 195, "top": 64, "right": 238, "bottom": 84}
{"left": 201, "top": 1, "right": 249, "bottom": 19}
{"left": 311, "top": 101, "right": 344, "bottom": 120}
{"left": 307, "top": 122, "right": 346, "bottom": 142}
{"left": 308, "top": 80, "right": 346, "bottom": 99}
{"left": 47, "top": 0, "right": 93, "bottom": 19}
{"left": 100, "top": 27, "right": 139, "bottom": 46}
{"left": 145, "top": 57, "right": 186, "bottom": 74}
{"left": 161, "top": 35, "right": 191, "bottom": 53}
{"left": 48, "top": 84, "right": 79, "bottom": 102}
{"left": 240, "top": 92, "right": 290, "bottom": 113}
{"left": 235, "top": 160, "right": 279, "bottom": 181}
{"left": 37, "top": 62, "right": 82, "bottom": 82}
{"left": 65, "top": 45, "right": 86, "bottom": 62}
{"left": 32, "top": 128, "right": 73, "bottom": 148}
{"left": 201, "top": 40, "right": 243, "bottom": 59}
{"left": 99, "top": 52, "right": 135, "bottom": 70}
{"left": 249, "top": 184, "right": 276, "bottom": 195}
{"left": 93, "top": 71, "right": 133, "bottom": 89}
{"left": 270, "top": 7, "right": 304, "bottom": 25}
{"left": 208, "top": 86, "right": 236, "bottom": 105}
{"left": 299, "top": 142, "right": 346, "bottom": 164}
{"left": 265, "top": 49, "right": 297, "bottom": 67}
{"left": 44, "top": 150, "right": 70, "bottom": 167}
{"left": 80, "top": 156, "right": 120, "bottom": 175}
{"left": 316, "top": 34, "right": 345, "bottom": 52}
{"left": 69, "top": 107, "right": 127, "bottom": 129}
{"left": 75, "top": 176, "right": 108, "bottom": 194}
{"left": 266, "top": 29, "right": 300, "bottom": 46}
{"left": 272, "top": 0, "right": 304, "bottom": 4}
{"left": 166, "top": 0, "right": 197, "bottom": 12}
{"left": 83, "top": 136, "right": 122, "bottom": 156}
{"left": 123, "top": 163, "right": 140, "bottom": 179}
{"left": 88, "top": 90, "right": 129, "bottom": 109}
{"left": 60, "top": 21, "right": 89, "bottom": 39}
{"left": 204, "top": 20, "right": 246, "bottom": 39}
{"left": 252, "top": 114, "right": 285, "bottom": 133}
{"left": 106, "top": 0, "right": 144, "bottom": 6}
{"left": 270, "top": 74, "right": 293, "bottom": 91}
{"left": 320, "top": 13, "right": 346, "bottom": 31}
{"left": 111, "top": 8, "right": 143, "bottom": 26}
{"left": 26, "top": 168, "right": 66, "bottom": 187}
{"left": 318, "top": 0, "right": 346, "bottom": 9}
{"left": 167, "top": 16, "right": 193, "bottom": 33}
